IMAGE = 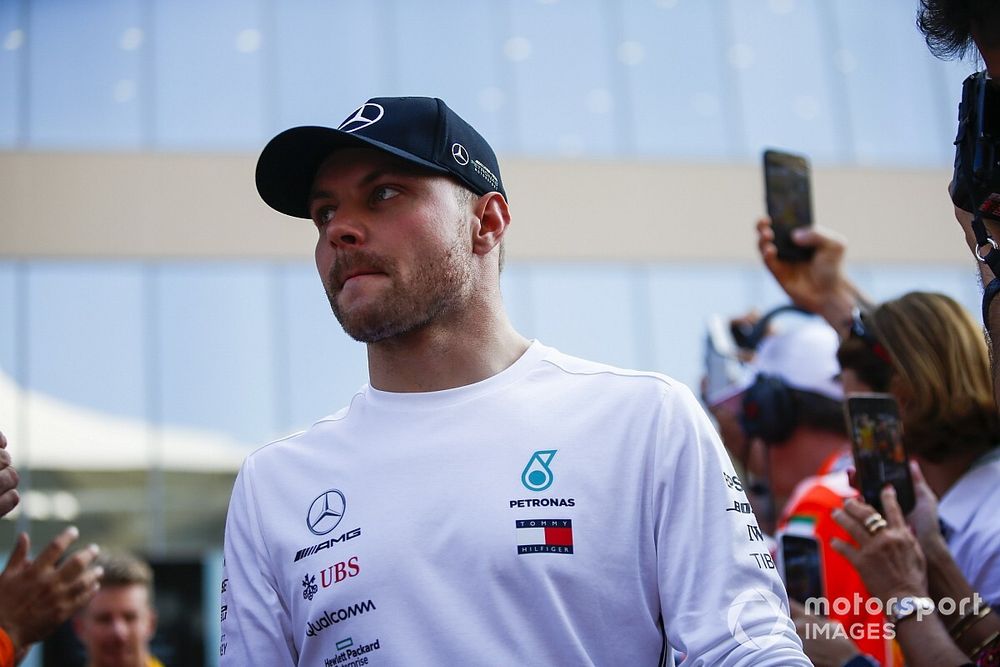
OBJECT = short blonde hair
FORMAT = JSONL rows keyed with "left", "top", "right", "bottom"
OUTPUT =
{"left": 95, "top": 552, "right": 154, "bottom": 602}
{"left": 869, "top": 291, "right": 999, "bottom": 462}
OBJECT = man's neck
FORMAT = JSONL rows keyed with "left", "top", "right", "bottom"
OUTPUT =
{"left": 769, "top": 428, "right": 850, "bottom": 515}
{"left": 366, "top": 299, "right": 530, "bottom": 393}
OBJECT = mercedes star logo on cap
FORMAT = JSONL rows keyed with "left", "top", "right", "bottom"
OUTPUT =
{"left": 338, "top": 103, "right": 385, "bottom": 134}
{"left": 306, "top": 489, "right": 346, "bottom": 535}
{"left": 451, "top": 142, "right": 470, "bottom": 165}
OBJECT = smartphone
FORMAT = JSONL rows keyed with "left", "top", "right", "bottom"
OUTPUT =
{"left": 763, "top": 149, "right": 815, "bottom": 262}
{"left": 844, "top": 393, "right": 916, "bottom": 515}
{"left": 703, "top": 314, "right": 748, "bottom": 405}
{"left": 778, "top": 529, "right": 824, "bottom": 603}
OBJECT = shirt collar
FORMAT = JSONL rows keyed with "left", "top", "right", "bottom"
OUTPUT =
{"left": 938, "top": 448, "right": 1000, "bottom": 535}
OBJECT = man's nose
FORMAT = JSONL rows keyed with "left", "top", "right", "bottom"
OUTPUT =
{"left": 325, "top": 207, "right": 366, "bottom": 247}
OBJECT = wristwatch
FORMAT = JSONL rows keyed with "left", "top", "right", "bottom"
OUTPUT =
{"left": 888, "top": 596, "right": 935, "bottom": 624}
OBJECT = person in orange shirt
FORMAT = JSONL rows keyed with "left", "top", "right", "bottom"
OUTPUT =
{"left": 719, "top": 313, "right": 899, "bottom": 664}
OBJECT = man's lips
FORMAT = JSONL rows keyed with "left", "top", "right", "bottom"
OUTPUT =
{"left": 338, "top": 269, "right": 385, "bottom": 290}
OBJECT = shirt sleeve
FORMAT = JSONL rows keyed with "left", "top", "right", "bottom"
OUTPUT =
{"left": 0, "top": 626, "right": 14, "bottom": 667}
{"left": 653, "top": 384, "right": 811, "bottom": 666}
{"left": 221, "top": 458, "right": 297, "bottom": 667}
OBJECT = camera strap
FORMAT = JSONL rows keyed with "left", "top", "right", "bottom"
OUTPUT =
{"left": 971, "top": 211, "right": 1000, "bottom": 322}
{"left": 971, "top": 212, "right": 1000, "bottom": 273}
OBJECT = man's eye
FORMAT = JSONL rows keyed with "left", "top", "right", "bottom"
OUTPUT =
{"left": 314, "top": 207, "right": 335, "bottom": 226}
{"left": 372, "top": 186, "right": 400, "bottom": 203}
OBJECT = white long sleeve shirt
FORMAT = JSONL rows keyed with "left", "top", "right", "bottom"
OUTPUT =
{"left": 221, "top": 341, "right": 808, "bottom": 666}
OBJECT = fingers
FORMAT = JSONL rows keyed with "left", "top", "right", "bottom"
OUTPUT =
{"left": 56, "top": 543, "right": 100, "bottom": 586}
{"left": 0, "top": 487, "right": 19, "bottom": 518}
{"left": 0, "top": 430, "right": 6, "bottom": 449}
{"left": 62, "top": 557, "right": 103, "bottom": 605}
{"left": 35, "top": 525, "right": 80, "bottom": 570}
{"left": 756, "top": 218, "right": 775, "bottom": 249}
{"left": 830, "top": 537, "right": 859, "bottom": 568}
{"left": 832, "top": 499, "right": 872, "bottom": 545}
{"left": 879, "top": 485, "right": 906, "bottom": 527}
{"left": 846, "top": 467, "right": 860, "bottom": 494}
{"left": 909, "top": 460, "right": 933, "bottom": 496}
{"left": 4, "top": 532, "right": 30, "bottom": 572}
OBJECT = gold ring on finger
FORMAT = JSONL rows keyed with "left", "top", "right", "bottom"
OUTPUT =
{"left": 866, "top": 518, "right": 888, "bottom": 535}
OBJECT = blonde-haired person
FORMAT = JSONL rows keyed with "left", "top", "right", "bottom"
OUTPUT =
{"left": 74, "top": 552, "right": 162, "bottom": 667}
{"left": 757, "top": 219, "right": 1000, "bottom": 663}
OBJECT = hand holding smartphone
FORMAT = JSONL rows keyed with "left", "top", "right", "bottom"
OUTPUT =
{"left": 778, "top": 527, "right": 823, "bottom": 604}
{"left": 763, "top": 149, "right": 815, "bottom": 262}
{"left": 844, "top": 393, "right": 916, "bottom": 515}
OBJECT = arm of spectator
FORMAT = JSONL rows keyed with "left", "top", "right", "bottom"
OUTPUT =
{"left": 0, "top": 527, "right": 102, "bottom": 661}
{"left": 832, "top": 487, "right": 969, "bottom": 667}
{"left": 787, "top": 599, "right": 872, "bottom": 667}
{"left": 913, "top": 459, "right": 1000, "bottom": 658}
{"left": 0, "top": 431, "right": 19, "bottom": 518}
{"left": 755, "top": 218, "right": 872, "bottom": 339}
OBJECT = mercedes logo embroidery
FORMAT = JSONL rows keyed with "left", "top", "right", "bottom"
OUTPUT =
{"left": 451, "top": 142, "right": 470, "bottom": 165}
{"left": 306, "top": 489, "right": 347, "bottom": 536}
{"left": 338, "top": 103, "right": 385, "bottom": 133}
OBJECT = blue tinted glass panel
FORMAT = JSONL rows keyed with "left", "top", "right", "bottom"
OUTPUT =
{"left": 830, "top": 1, "right": 957, "bottom": 167}
{"left": 527, "top": 264, "right": 640, "bottom": 368}
{"left": 28, "top": 0, "right": 142, "bottom": 149}
{"left": 155, "top": 265, "right": 276, "bottom": 445}
{"left": 0, "top": 263, "right": 16, "bottom": 378}
{"left": 500, "top": 263, "right": 536, "bottom": 338}
{"left": 26, "top": 263, "right": 146, "bottom": 419}
{"left": 153, "top": 0, "right": 264, "bottom": 149}
{"left": 508, "top": 0, "right": 617, "bottom": 156}
{"left": 0, "top": 2, "right": 22, "bottom": 147}
{"left": 278, "top": 264, "right": 368, "bottom": 433}
{"left": 929, "top": 55, "right": 980, "bottom": 171}
{"left": 647, "top": 263, "right": 759, "bottom": 392}
{"left": 726, "top": 0, "right": 840, "bottom": 162}
{"left": 620, "top": 0, "right": 732, "bottom": 159}
{"left": 391, "top": 0, "right": 509, "bottom": 153}
{"left": 862, "top": 263, "right": 981, "bottom": 319}
{"left": 270, "top": 0, "right": 385, "bottom": 136}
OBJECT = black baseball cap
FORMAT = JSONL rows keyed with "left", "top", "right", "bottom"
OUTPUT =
{"left": 256, "top": 96, "right": 506, "bottom": 219}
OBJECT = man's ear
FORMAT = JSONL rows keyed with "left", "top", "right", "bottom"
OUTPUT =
{"left": 147, "top": 608, "right": 158, "bottom": 639}
{"left": 471, "top": 192, "right": 510, "bottom": 257}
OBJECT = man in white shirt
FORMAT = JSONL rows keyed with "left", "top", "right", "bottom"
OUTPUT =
{"left": 221, "top": 96, "right": 809, "bottom": 666}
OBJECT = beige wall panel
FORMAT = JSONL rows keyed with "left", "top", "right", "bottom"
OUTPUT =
{"left": 0, "top": 152, "right": 968, "bottom": 264}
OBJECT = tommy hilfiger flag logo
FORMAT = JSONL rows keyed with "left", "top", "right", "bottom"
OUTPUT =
{"left": 516, "top": 519, "right": 573, "bottom": 554}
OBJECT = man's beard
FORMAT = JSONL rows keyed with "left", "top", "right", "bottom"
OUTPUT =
{"left": 324, "top": 235, "right": 472, "bottom": 344}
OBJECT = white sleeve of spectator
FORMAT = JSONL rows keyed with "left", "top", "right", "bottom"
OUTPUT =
{"left": 654, "top": 385, "right": 810, "bottom": 666}
{"left": 221, "top": 459, "right": 297, "bottom": 667}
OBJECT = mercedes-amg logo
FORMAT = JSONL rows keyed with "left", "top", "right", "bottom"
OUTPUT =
{"left": 338, "top": 103, "right": 384, "bottom": 133}
{"left": 306, "top": 489, "right": 346, "bottom": 536}
{"left": 451, "top": 142, "right": 469, "bottom": 165}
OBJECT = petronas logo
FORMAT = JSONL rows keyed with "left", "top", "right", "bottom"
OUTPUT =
{"left": 521, "top": 450, "right": 557, "bottom": 492}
